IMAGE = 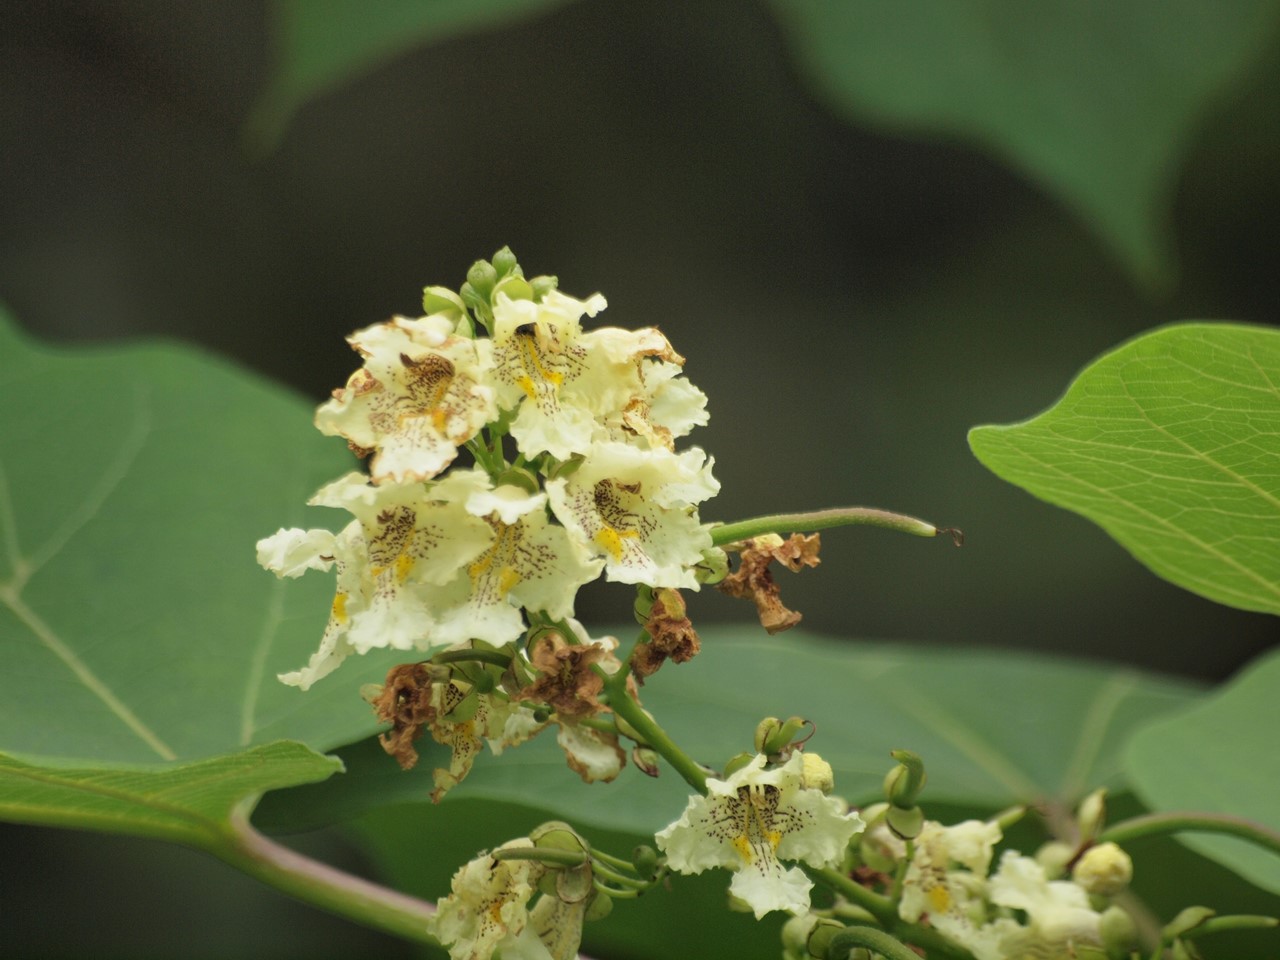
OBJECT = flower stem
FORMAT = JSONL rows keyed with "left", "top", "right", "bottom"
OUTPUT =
{"left": 1100, "top": 811, "right": 1280, "bottom": 859}
{"left": 218, "top": 804, "right": 438, "bottom": 946}
{"left": 805, "top": 866, "right": 895, "bottom": 925}
{"left": 430, "top": 648, "right": 512, "bottom": 668}
{"left": 822, "top": 925, "right": 926, "bottom": 960}
{"left": 710, "top": 508, "right": 961, "bottom": 547}
{"left": 602, "top": 669, "right": 708, "bottom": 794}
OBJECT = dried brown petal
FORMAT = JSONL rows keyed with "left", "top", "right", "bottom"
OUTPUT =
{"left": 717, "top": 533, "right": 821, "bottom": 635}
{"left": 632, "top": 588, "right": 701, "bottom": 683}
{"left": 519, "top": 632, "right": 608, "bottom": 719}
{"left": 371, "top": 662, "right": 437, "bottom": 770}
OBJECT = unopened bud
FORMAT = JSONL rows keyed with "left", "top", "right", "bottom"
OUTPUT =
{"left": 529, "top": 274, "right": 558, "bottom": 300}
{"left": 722, "top": 752, "right": 755, "bottom": 778}
{"left": 632, "top": 745, "right": 660, "bottom": 778}
{"left": 1099, "top": 905, "right": 1138, "bottom": 959}
{"left": 1163, "top": 906, "right": 1215, "bottom": 940}
{"left": 632, "top": 844, "right": 659, "bottom": 878}
{"left": 756, "top": 716, "right": 807, "bottom": 755}
{"left": 1073, "top": 842, "right": 1133, "bottom": 897}
{"left": 422, "top": 284, "right": 467, "bottom": 320}
{"left": 804, "top": 918, "right": 846, "bottom": 958}
{"left": 531, "top": 821, "right": 588, "bottom": 856}
{"left": 1077, "top": 788, "right": 1107, "bottom": 841}
{"left": 466, "top": 259, "right": 497, "bottom": 299}
{"left": 780, "top": 913, "right": 818, "bottom": 959}
{"left": 491, "top": 245, "right": 519, "bottom": 279}
{"left": 1034, "top": 840, "right": 1075, "bottom": 879}
{"left": 800, "top": 753, "right": 835, "bottom": 794}
{"left": 884, "top": 750, "right": 927, "bottom": 807}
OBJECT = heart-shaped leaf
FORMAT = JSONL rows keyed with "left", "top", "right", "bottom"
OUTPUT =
{"left": 1126, "top": 647, "right": 1280, "bottom": 894}
{"left": 769, "top": 0, "right": 1280, "bottom": 288}
{"left": 0, "top": 310, "right": 400, "bottom": 768}
{"left": 970, "top": 323, "right": 1280, "bottom": 615}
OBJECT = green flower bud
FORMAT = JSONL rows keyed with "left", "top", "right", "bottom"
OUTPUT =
{"left": 491, "top": 245, "right": 519, "bottom": 279}
{"left": 800, "top": 752, "right": 835, "bottom": 794}
{"left": 632, "top": 844, "right": 659, "bottom": 879}
{"left": 1099, "top": 905, "right": 1138, "bottom": 959}
{"left": 531, "top": 821, "right": 588, "bottom": 856}
{"left": 1072, "top": 841, "right": 1133, "bottom": 898}
{"left": 780, "top": 913, "right": 818, "bottom": 960}
{"left": 1077, "top": 787, "right": 1107, "bottom": 840}
{"left": 1034, "top": 840, "right": 1075, "bottom": 879}
{"left": 885, "top": 804, "right": 924, "bottom": 840}
{"left": 804, "top": 918, "right": 846, "bottom": 958}
{"left": 722, "top": 752, "right": 756, "bottom": 778}
{"left": 1163, "top": 906, "right": 1215, "bottom": 940}
{"left": 631, "top": 745, "right": 660, "bottom": 778}
{"left": 466, "top": 259, "right": 497, "bottom": 299}
{"left": 493, "top": 273, "right": 533, "bottom": 303}
{"left": 529, "top": 274, "right": 558, "bottom": 300}
{"left": 884, "top": 750, "right": 927, "bottom": 807}
{"left": 756, "top": 715, "right": 807, "bottom": 755}
{"left": 421, "top": 284, "right": 467, "bottom": 320}
{"left": 694, "top": 546, "right": 729, "bottom": 585}
{"left": 584, "top": 889, "right": 613, "bottom": 922}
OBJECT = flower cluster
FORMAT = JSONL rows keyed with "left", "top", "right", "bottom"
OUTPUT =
{"left": 854, "top": 811, "right": 1136, "bottom": 960}
{"left": 257, "top": 249, "right": 719, "bottom": 690}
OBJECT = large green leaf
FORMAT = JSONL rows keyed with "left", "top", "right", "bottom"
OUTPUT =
{"left": 768, "top": 0, "right": 1280, "bottom": 288}
{"left": 969, "top": 323, "right": 1280, "bottom": 615}
{"left": 257, "top": 630, "right": 1199, "bottom": 837}
{"left": 1126, "top": 647, "right": 1280, "bottom": 895}
{"left": 0, "top": 310, "right": 402, "bottom": 768}
{"left": 0, "top": 741, "right": 339, "bottom": 845}
{"left": 249, "top": 0, "right": 574, "bottom": 146}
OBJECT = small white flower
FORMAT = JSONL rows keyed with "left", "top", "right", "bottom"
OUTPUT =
{"left": 989, "top": 851, "right": 1104, "bottom": 956}
{"left": 428, "top": 838, "right": 549, "bottom": 960}
{"left": 655, "top": 753, "right": 864, "bottom": 919}
{"left": 899, "top": 819, "right": 1004, "bottom": 960}
{"left": 315, "top": 314, "right": 496, "bottom": 484}
{"left": 422, "top": 470, "right": 604, "bottom": 647}
{"left": 547, "top": 442, "right": 718, "bottom": 589}
{"left": 258, "top": 473, "right": 494, "bottom": 688}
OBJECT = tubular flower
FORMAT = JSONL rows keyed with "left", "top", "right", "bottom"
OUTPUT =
{"left": 421, "top": 470, "right": 603, "bottom": 647}
{"left": 655, "top": 753, "right": 864, "bottom": 918}
{"left": 547, "top": 442, "right": 718, "bottom": 589}
{"left": 988, "top": 852, "right": 1105, "bottom": 958}
{"left": 428, "top": 838, "right": 550, "bottom": 960}
{"left": 898, "top": 819, "right": 1005, "bottom": 960}
{"left": 315, "top": 314, "right": 496, "bottom": 484}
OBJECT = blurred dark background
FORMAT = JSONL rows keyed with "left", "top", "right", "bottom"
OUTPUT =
{"left": 1, "top": 1, "right": 1277, "bottom": 956}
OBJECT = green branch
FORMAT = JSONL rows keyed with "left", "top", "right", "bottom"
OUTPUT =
{"left": 710, "top": 508, "right": 961, "bottom": 547}
{"left": 1100, "top": 811, "right": 1280, "bottom": 859}
{"left": 823, "top": 926, "right": 920, "bottom": 960}
{"left": 217, "top": 804, "right": 439, "bottom": 946}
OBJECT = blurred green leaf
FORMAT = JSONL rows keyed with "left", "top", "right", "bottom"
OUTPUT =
{"left": 257, "top": 630, "right": 1199, "bottom": 837}
{"left": 1126, "top": 647, "right": 1280, "bottom": 894}
{"left": 768, "top": 0, "right": 1280, "bottom": 288}
{"left": 0, "top": 309, "right": 403, "bottom": 771}
{"left": 249, "top": 0, "right": 574, "bottom": 146}
{"left": 0, "top": 742, "right": 339, "bottom": 844}
{"left": 969, "top": 323, "right": 1280, "bottom": 615}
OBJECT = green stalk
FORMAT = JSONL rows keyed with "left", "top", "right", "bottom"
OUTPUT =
{"left": 603, "top": 668, "right": 708, "bottom": 794}
{"left": 822, "top": 925, "right": 927, "bottom": 960}
{"left": 710, "top": 508, "right": 961, "bottom": 547}
{"left": 218, "top": 805, "right": 438, "bottom": 946}
{"left": 1100, "top": 812, "right": 1280, "bottom": 858}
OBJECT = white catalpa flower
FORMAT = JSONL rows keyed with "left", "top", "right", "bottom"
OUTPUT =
{"left": 898, "top": 819, "right": 1005, "bottom": 960}
{"left": 989, "top": 851, "right": 1104, "bottom": 957}
{"left": 655, "top": 753, "right": 864, "bottom": 919}
{"left": 428, "top": 838, "right": 551, "bottom": 960}
{"left": 491, "top": 290, "right": 606, "bottom": 459}
{"left": 257, "top": 472, "right": 494, "bottom": 688}
{"left": 422, "top": 469, "right": 605, "bottom": 647}
{"left": 315, "top": 314, "right": 496, "bottom": 484}
{"left": 547, "top": 442, "right": 718, "bottom": 589}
